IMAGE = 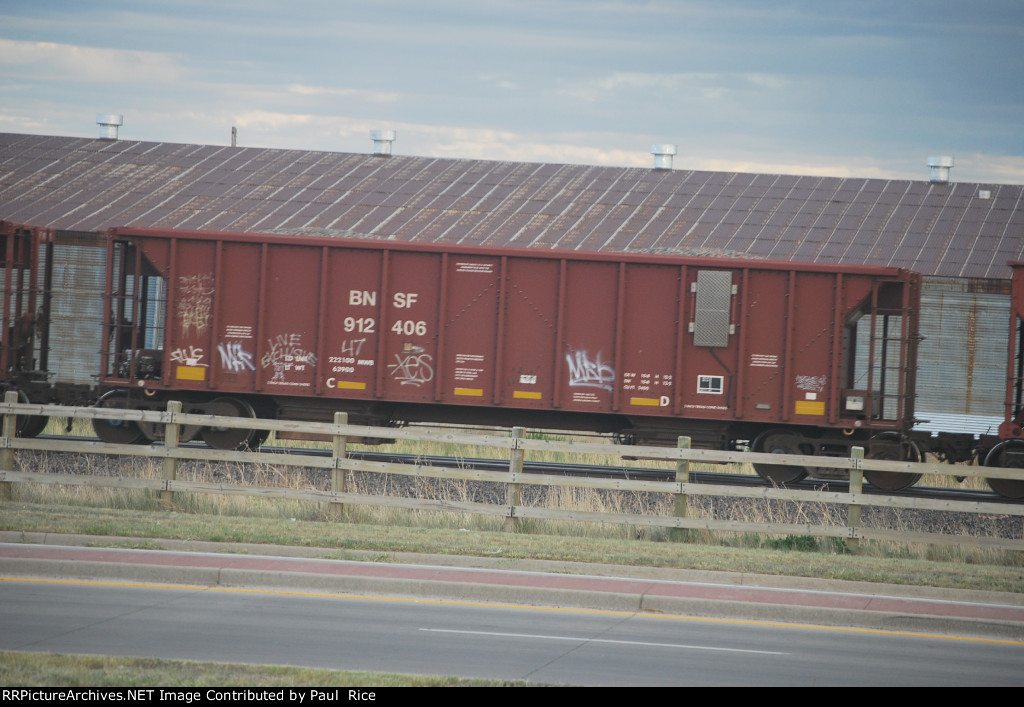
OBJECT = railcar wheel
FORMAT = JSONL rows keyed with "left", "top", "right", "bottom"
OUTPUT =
{"left": 248, "top": 428, "right": 270, "bottom": 448}
{"left": 201, "top": 397, "right": 259, "bottom": 450}
{"left": 13, "top": 391, "right": 49, "bottom": 438}
{"left": 92, "top": 392, "right": 146, "bottom": 445}
{"left": 752, "top": 429, "right": 809, "bottom": 485}
{"left": 18, "top": 413, "right": 49, "bottom": 438}
{"left": 983, "top": 442, "right": 1024, "bottom": 500}
{"left": 864, "top": 433, "right": 923, "bottom": 491}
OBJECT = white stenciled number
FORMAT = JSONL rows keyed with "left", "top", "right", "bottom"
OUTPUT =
{"left": 344, "top": 317, "right": 376, "bottom": 333}
{"left": 391, "top": 320, "right": 427, "bottom": 336}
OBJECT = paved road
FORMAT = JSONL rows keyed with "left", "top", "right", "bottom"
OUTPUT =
{"left": 2, "top": 533, "right": 1023, "bottom": 641}
{"left": 4, "top": 576, "right": 1023, "bottom": 686}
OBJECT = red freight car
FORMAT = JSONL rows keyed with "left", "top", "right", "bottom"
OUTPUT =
{"left": 93, "top": 227, "right": 924, "bottom": 490}
{"left": 990, "top": 262, "right": 1024, "bottom": 498}
{"left": 0, "top": 221, "right": 48, "bottom": 437}
{"left": 1, "top": 220, "right": 117, "bottom": 411}
{"left": 0, "top": 221, "right": 44, "bottom": 385}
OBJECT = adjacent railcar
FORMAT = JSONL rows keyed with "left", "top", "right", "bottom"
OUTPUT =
{"left": 0, "top": 221, "right": 106, "bottom": 435}
{"left": 988, "top": 262, "right": 1024, "bottom": 498}
{"left": 0, "top": 220, "right": 47, "bottom": 436}
{"left": 92, "top": 226, "right": 925, "bottom": 490}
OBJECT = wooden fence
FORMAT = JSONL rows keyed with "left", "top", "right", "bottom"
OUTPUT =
{"left": 1, "top": 394, "right": 1022, "bottom": 552}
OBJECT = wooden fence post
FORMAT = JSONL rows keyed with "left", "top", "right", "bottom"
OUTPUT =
{"left": 0, "top": 390, "right": 17, "bottom": 500}
{"left": 505, "top": 426, "right": 525, "bottom": 533}
{"left": 847, "top": 445, "right": 864, "bottom": 551}
{"left": 162, "top": 400, "right": 181, "bottom": 505}
{"left": 331, "top": 411, "right": 349, "bottom": 519}
{"left": 671, "top": 436, "right": 692, "bottom": 542}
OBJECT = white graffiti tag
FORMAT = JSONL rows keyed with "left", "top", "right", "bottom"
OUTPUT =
{"left": 341, "top": 338, "right": 367, "bottom": 357}
{"left": 261, "top": 333, "right": 317, "bottom": 382}
{"left": 170, "top": 346, "right": 206, "bottom": 367}
{"left": 795, "top": 375, "right": 827, "bottom": 393}
{"left": 177, "top": 273, "right": 214, "bottom": 335}
{"left": 388, "top": 352, "right": 434, "bottom": 387}
{"left": 218, "top": 341, "right": 256, "bottom": 372}
{"left": 565, "top": 350, "right": 615, "bottom": 392}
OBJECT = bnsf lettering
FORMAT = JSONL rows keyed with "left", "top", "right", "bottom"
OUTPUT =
{"left": 393, "top": 292, "right": 419, "bottom": 308}
{"left": 349, "top": 290, "right": 377, "bottom": 306}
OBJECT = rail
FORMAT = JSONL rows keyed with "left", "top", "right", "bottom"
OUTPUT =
{"left": 0, "top": 394, "right": 1022, "bottom": 552}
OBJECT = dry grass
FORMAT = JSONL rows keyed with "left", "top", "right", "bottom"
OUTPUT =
{"left": 11, "top": 418, "right": 1021, "bottom": 569}
{"left": 0, "top": 651, "right": 514, "bottom": 687}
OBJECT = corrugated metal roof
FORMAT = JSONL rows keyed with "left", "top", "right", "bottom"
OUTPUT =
{"left": 1, "top": 132, "right": 1022, "bottom": 279}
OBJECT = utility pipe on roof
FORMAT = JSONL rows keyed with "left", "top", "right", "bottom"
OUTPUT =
{"left": 96, "top": 114, "right": 123, "bottom": 140}
{"left": 371, "top": 130, "right": 396, "bottom": 156}
{"left": 928, "top": 155, "right": 954, "bottom": 183}
{"left": 651, "top": 144, "right": 676, "bottom": 170}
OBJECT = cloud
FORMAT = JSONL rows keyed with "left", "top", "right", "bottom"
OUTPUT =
{"left": 557, "top": 71, "right": 791, "bottom": 104}
{"left": 287, "top": 84, "right": 400, "bottom": 103}
{"left": 0, "top": 38, "right": 183, "bottom": 84}
{"left": 419, "top": 124, "right": 652, "bottom": 167}
{"left": 478, "top": 75, "right": 519, "bottom": 91}
{"left": 232, "top": 110, "right": 320, "bottom": 132}
{"left": 954, "top": 153, "right": 1024, "bottom": 185}
{"left": 0, "top": 113, "right": 54, "bottom": 133}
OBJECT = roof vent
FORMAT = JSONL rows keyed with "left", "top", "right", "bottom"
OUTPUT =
{"left": 651, "top": 144, "right": 676, "bottom": 170}
{"left": 371, "top": 129, "right": 396, "bottom": 156}
{"left": 928, "top": 155, "right": 954, "bottom": 183}
{"left": 96, "top": 114, "right": 123, "bottom": 140}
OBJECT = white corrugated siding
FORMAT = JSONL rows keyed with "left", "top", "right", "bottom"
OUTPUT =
{"left": 913, "top": 276, "right": 1009, "bottom": 434}
{"left": 43, "top": 241, "right": 107, "bottom": 387}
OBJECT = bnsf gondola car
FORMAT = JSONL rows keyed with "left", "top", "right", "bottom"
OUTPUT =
{"left": 92, "top": 226, "right": 926, "bottom": 490}
{"left": 2, "top": 221, "right": 1022, "bottom": 498}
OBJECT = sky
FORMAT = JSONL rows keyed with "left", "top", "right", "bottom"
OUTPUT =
{"left": 2, "top": 1, "right": 1023, "bottom": 184}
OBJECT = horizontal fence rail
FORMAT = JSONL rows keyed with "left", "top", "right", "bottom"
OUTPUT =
{"left": 0, "top": 395, "right": 1022, "bottom": 552}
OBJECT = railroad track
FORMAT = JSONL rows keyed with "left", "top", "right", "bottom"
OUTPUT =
{"left": 345, "top": 449, "right": 1024, "bottom": 506}
{"left": 14, "top": 435, "right": 1023, "bottom": 541}
{"left": 31, "top": 435, "right": 1024, "bottom": 507}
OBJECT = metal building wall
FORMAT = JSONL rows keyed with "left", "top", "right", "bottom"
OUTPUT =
{"left": 913, "top": 276, "right": 1009, "bottom": 436}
